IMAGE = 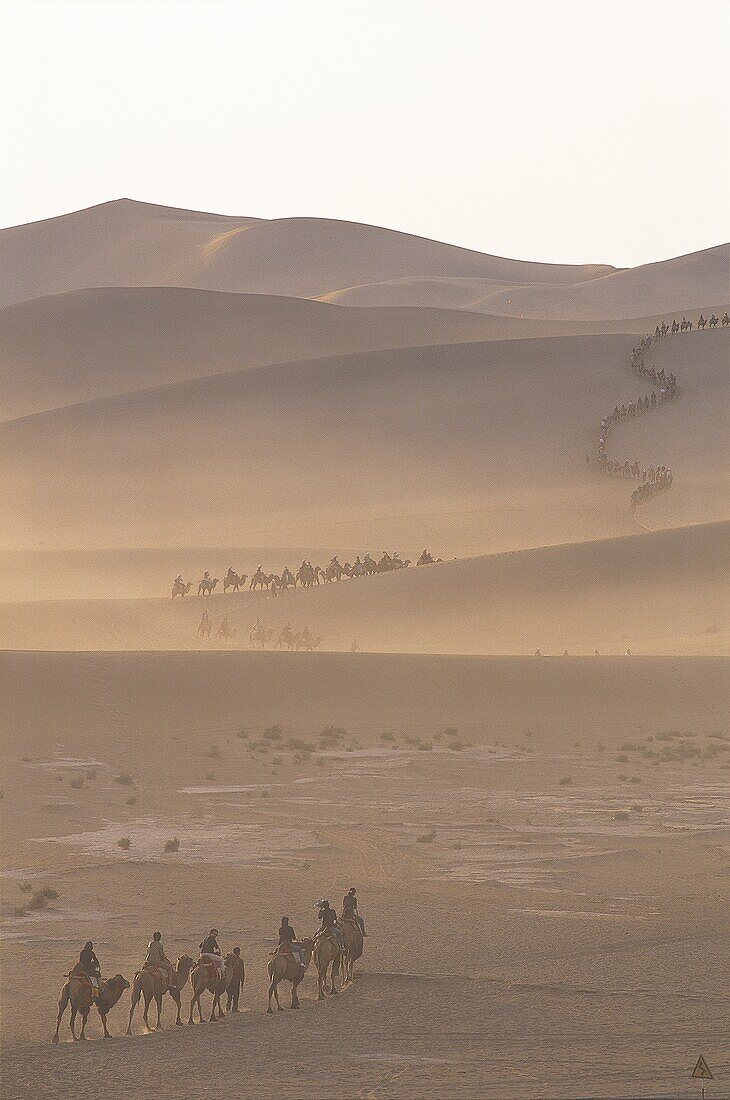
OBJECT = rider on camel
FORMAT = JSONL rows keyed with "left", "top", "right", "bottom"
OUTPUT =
{"left": 315, "top": 900, "right": 343, "bottom": 948}
{"left": 278, "top": 916, "right": 303, "bottom": 964}
{"left": 199, "top": 928, "right": 225, "bottom": 980}
{"left": 144, "top": 931, "right": 176, "bottom": 988}
{"left": 342, "top": 887, "right": 367, "bottom": 935}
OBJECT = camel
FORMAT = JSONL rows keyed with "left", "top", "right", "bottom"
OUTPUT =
{"left": 709, "top": 314, "right": 718, "bottom": 328}
{"left": 340, "top": 914, "right": 363, "bottom": 983}
{"left": 313, "top": 931, "right": 341, "bottom": 999}
{"left": 266, "top": 938, "right": 314, "bottom": 1012}
{"left": 126, "top": 954, "right": 194, "bottom": 1033}
{"left": 172, "top": 579, "right": 193, "bottom": 598}
{"left": 294, "top": 633, "right": 322, "bottom": 651}
{"left": 198, "top": 577, "right": 218, "bottom": 596}
{"left": 188, "top": 955, "right": 236, "bottom": 1023}
{"left": 697, "top": 315, "right": 706, "bottom": 330}
{"left": 223, "top": 571, "right": 247, "bottom": 594}
{"left": 53, "top": 972, "right": 130, "bottom": 1042}
{"left": 249, "top": 568, "right": 269, "bottom": 591}
{"left": 249, "top": 625, "right": 273, "bottom": 649}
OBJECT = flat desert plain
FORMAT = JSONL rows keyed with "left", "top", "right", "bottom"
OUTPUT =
{"left": 0, "top": 201, "right": 728, "bottom": 1099}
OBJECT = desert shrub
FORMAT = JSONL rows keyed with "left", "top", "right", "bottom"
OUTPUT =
{"left": 27, "top": 890, "right": 48, "bottom": 911}
{"left": 164, "top": 838, "right": 180, "bottom": 853}
{"left": 114, "top": 773, "right": 134, "bottom": 787}
{"left": 206, "top": 744, "right": 221, "bottom": 759}
{"left": 285, "top": 738, "right": 309, "bottom": 752}
{"left": 631, "top": 804, "right": 643, "bottom": 812}
{"left": 14, "top": 905, "right": 27, "bottom": 917}
{"left": 204, "top": 772, "right": 215, "bottom": 781}
{"left": 381, "top": 731, "right": 396, "bottom": 742}
{"left": 558, "top": 776, "right": 572, "bottom": 786}
{"left": 125, "top": 796, "right": 137, "bottom": 806}
{"left": 117, "top": 837, "right": 131, "bottom": 850}
{"left": 19, "top": 882, "right": 33, "bottom": 894}
{"left": 620, "top": 742, "right": 637, "bottom": 751}
{"left": 616, "top": 754, "right": 629, "bottom": 763}
{"left": 449, "top": 740, "right": 464, "bottom": 751}
{"left": 703, "top": 624, "right": 719, "bottom": 634}
{"left": 630, "top": 776, "right": 642, "bottom": 784}
{"left": 236, "top": 729, "right": 248, "bottom": 739}
{"left": 418, "top": 742, "right": 434, "bottom": 751}
{"left": 69, "top": 777, "right": 84, "bottom": 789}
{"left": 416, "top": 829, "right": 436, "bottom": 843}
{"left": 613, "top": 811, "right": 630, "bottom": 822}
{"left": 272, "top": 757, "right": 283, "bottom": 766}
{"left": 261, "top": 789, "right": 270, "bottom": 798}
{"left": 40, "top": 887, "right": 59, "bottom": 899}
{"left": 86, "top": 769, "right": 97, "bottom": 780}
{"left": 617, "top": 774, "right": 628, "bottom": 782}
{"left": 442, "top": 727, "right": 458, "bottom": 738}
{"left": 263, "top": 725, "right": 283, "bottom": 740}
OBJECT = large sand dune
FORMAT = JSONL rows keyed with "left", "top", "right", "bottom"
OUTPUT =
{"left": 1, "top": 287, "right": 662, "bottom": 421}
{"left": 0, "top": 199, "right": 614, "bottom": 309}
{"left": 2, "top": 329, "right": 726, "bottom": 556}
{"left": 2, "top": 199, "right": 726, "bottom": 321}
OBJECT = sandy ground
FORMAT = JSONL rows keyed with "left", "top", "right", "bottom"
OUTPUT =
{"left": 1, "top": 652, "right": 728, "bottom": 1099}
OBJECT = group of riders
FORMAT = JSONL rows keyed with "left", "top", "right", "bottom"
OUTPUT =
{"left": 65, "top": 887, "right": 366, "bottom": 1010}
{"left": 591, "top": 313, "right": 718, "bottom": 512}
{"left": 172, "top": 549, "right": 441, "bottom": 600}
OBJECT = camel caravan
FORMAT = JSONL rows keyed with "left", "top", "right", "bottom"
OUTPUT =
{"left": 592, "top": 312, "right": 725, "bottom": 513}
{"left": 53, "top": 892, "right": 366, "bottom": 1043}
{"left": 171, "top": 549, "right": 441, "bottom": 599}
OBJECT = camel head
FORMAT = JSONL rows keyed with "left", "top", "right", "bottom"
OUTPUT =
{"left": 176, "top": 954, "right": 195, "bottom": 984}
{"left": 299, "top": 937, "right": 315, "bottom": 967}
{"left": 100, "top": 974, "right": 130, "bottom": 1009}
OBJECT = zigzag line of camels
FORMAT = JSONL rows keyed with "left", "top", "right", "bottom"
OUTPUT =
{"left": 52, "top": 904, "right": 365, "bottom": 1043}
{"left": 594, "top": 312, "right": 727, "bottom": 513}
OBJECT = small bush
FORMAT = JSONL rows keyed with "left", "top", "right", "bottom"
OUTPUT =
{"left": 381, "top": 731, "right": 396, "bottom": 742}
{"left": 616, "top": 754, "right": 629, "bottom": 763}
{"left": 263, "top": 725, "right": 283, "bottom": 740}
{"left": 417, "top": 828, "right": 436, "bottom": 843}
{"left": 620, "top": 742, "right": 637, "bottom": 751}
{"left": 285, "top": 738, "right": 309, "bottom": 752}
{"left": 613, "top": 811, "right": 630, "bottom": 822}
{"left": 418, "top": 742, "right": 434, "bottom": 751}
{"left": 204, "top": 771, "right": 215, "bottom": 781}
{"left": 126, "top": 796, "right": 137, "bottom": 806}
{"left": 631, "top": 804, "right": 643, "bottom": 812}
{"left": 114, "top": 773, "right": 134, "bottom": 787}
{"left": 164, "top": 838, "right": 180, "bottom": 853}
{"left": 558, "top": 776, "right": 572, "bottom": 786}
{"left": 617, "top": 774, "right": 628, "bottom": 782}
{"left": 261, "top": 789, "right": 270, "bottom": 798}
{"left": 236, "top": 729, "right": 248, "bottom": 739}
{"left": 442, "top": 727, "right": 458, "bottom": 738}
{"left": 69, "top": 777, "right": 84, "bottom": 789}
{"left": 14, "top": 905, "right": 27, "bottom": 917}
{"left": 630, "top": 776, "right": 642, "bottom": 784}
{"left": 206, "top": 744, "right": 221, "bottom": 759}
{"left": 449, "top": 740, "right": 464, "bottom": 751}
{"left": 27, "top": 891, "right": 48, "bottom": 911}
{"left": 19, "top": 882, "right": 33, "bottom": 894}
{"left": 86, "top": 769, "right": 97, "bottom": 780}
{"left": 117, "top": 836, "right": 131, "bottom": 850}
{"left": 272, "top": 757, "right": 283, "bottom": 766}
{"left": 40, "top": 887, "right": 59, "bottom": 899}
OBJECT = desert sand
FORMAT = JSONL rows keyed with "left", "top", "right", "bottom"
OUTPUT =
{"left": 0, "top": 201, "right": 728, "bottom": 1099}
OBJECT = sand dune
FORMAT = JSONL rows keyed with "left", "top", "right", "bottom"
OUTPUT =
{"left": 2, "top": 329, "right": 726, "bottom": 555}
{"left": 4, "top": 198, "right": 725, "bottom": 322}
{"left": 319, "top": 247, "right": 730, "bottom": 319}
{"left": 0, "top": 199, "right": 615, "bottom": 310}
{"left": 1, "top": 287, "right": 659, "bottom": 421}
{"left": 0, "top": 522, "right": 725, "bottom": 653}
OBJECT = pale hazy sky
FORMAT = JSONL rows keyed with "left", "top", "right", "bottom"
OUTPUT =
{"left": 1, "top": 0, "right": 728, "bottom": 266}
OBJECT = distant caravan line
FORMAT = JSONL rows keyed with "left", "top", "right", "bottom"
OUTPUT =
{"left": 594, "top": 313, "right": 728, "bottom": 517}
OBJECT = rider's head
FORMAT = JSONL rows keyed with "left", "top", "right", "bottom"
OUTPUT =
{"left": 153, "top": 931, "right": 162, "bottom": 941}
{"left": 233, "top": 947, "right": 241, "bottom": 956}
{"left": 210, "top": 928, "right": 219, "bottom": 937}
{"left": 84, "top": 941, "right": 93, "bottom": 950}
{"left": 282, "top": 916, "right": 290, "bottom": 926}
{"left": 348, "top": 887, "right": 356, "bottom": 896}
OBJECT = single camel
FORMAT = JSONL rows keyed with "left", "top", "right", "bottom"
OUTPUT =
{"left": 188, "top": 955, "right": 235, "bottom": 1023}
{"left": 266, "top": 937, "right": 314, "bottom": 1012}
{"left": 126, "top": 954, "right": 194, "bottom": 1034}
{"left": 172, "top": 580, "right": 193, "bottom": 598}
{"left": 313, "top": 932, "right": 341, "bottom": 999}
{"left": 53, "top": 972, "right": 130, "bottom": 1043}
{"left": 340, "top": 914, "right": 363, "bottom": 983}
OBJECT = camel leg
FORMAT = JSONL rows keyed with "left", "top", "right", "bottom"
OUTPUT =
{"left": 53, "top": 988, "right": 70, "bottom": 1043}
{"left": 188, "top": 992, "right": 198, "bottom": 1025}
{"left": 126, "top": 987, "right": 141, "bottom": 1034}
{"left": 210, "top": 993, "right": 219, "bottom": 1022}
{"left": 155, "top": 992, "right": 163, "bottom": 1029}
{"left": 317, "top": 971, "right": 325, "bottom": 1000}
{"left": 79, "top": 1009, "right": 89, "bottom": 1040}
{"left": 172, "top": 989, "right": 182, "bottom": 1025}
{"left": 291, "top": 979, "right": 300, "bottom": 1009}
{"left": 142, "top": 991, "right": 152, "bottom": 1032}
{"left": 99, "top": 1008, "right": 111, "bottom": 1038}
{"left": 70, "top": 1005, "right": 79, "bottom": 1040}
{"left": 267, "top": 977, "right": 276, "bottom": 1013}
{"left": 330, "top": 961, "right": 339, "bottom": 994}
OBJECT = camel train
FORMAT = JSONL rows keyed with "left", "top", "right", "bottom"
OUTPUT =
{"left": 53, "top": 902, "right": 365, "bottom": 1042}
{"left": 171, "top": 548, "right": 441, "bottom": 599}
{"left": 592, "top": 312, "right": 725, "bottom": 513}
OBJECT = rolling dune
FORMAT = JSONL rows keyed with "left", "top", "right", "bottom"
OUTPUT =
{"left": 0, "top": 522, "right": 725, "bottom": 653}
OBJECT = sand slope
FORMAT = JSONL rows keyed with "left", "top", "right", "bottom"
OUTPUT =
{"left": 0, "top": 522, "right": 726, "bottom": 653}
{"left": 1, "top": 287, "right": 660, "bottom": 421}
{"left": 0, "top": 199, "right": 614, "bottom": 309}
{"left": 2, "top": 329, "right": 726, "bottom": 554}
